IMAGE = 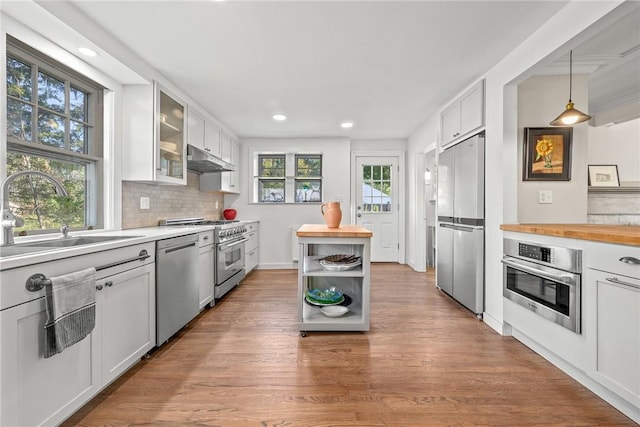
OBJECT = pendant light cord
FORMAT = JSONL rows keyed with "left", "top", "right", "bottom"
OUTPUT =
{"left": 569, "top": 50, "right": 573, "bottom": 103}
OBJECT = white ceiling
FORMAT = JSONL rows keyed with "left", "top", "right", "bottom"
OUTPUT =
{"left": 58, "top": 1, "right": 571, "bottom": 139}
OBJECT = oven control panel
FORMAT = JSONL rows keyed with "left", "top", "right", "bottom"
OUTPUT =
{"left": 518, "top": 243, "right": 554, "bottom": 263}
{"left": 504, "top": 238, "right": 581, "bottom": 273}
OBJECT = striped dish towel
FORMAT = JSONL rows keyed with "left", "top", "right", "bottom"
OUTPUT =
{"left": 44, "top": 267, "right": 97, "bottom": 358}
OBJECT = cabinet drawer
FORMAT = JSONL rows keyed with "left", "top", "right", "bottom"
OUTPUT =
{"left": 246, "top": 221, "right": 259, "bottom": 233}
{"left": 246, "top": 249, "right": 258, "bottom": 273}
{"left": 246, "top": 231, "right": 259, "bottom": 252}
{"left": 199, "top": 231, "right": 214, "bottom": 247}
{"left": 584, "top": 240, "right": 640, "bottom": 279}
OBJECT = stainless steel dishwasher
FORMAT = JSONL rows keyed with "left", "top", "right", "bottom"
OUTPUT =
{"left": 156, "top": 233, "right": 199, "bottom": 344}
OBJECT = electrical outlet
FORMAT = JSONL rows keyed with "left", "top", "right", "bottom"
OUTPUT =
{"left": 215, "top": 200, "right": 219, "bottom": 209}
{"left": 335, "top": 195, "right": 343, "bottom": 202}
{"left": 140, "top": 196, "right": 150, "bottom": 210}
{"left": 538, "top": 190, "right": 553, "bottom": 204}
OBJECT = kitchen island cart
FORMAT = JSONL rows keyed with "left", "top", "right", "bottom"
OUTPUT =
{"left": 296, "top": 224, "right": 372, "bottom": 336}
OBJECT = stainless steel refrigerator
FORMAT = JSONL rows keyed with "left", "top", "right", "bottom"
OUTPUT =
{"left": 436, "top": 134, "right": 484, "bottom": 315}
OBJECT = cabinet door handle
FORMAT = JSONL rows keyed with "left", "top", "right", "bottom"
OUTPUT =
{"left": 605, "top": 276, "right": 640, "bottom": 290}
{"left": 96, "top": 284, "right": 103, "bottom": 291}
{"left": 619, "top": 256, "right": 640, "bottom": 265}
{"left": 105, "top": 281, "right": 113, "bottom": 287}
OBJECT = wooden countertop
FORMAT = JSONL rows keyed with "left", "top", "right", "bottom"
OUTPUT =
{"left": 296, "top": 224, "right": 373, "bottom": 238}
{"left": 500, "top": 224, "right": 640, "bottom": 246}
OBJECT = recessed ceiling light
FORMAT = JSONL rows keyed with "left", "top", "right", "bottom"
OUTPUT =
{"left": 273, "top": 114, "right": 287, "bottom": 121}
{"left": 78, "top": 47, "right": 98, "bottom": 57}
{"left": 340, "top": 121, "right": 354, "bottom": 129}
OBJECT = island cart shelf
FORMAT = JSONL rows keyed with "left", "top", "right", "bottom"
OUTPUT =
{"left": 296, "top": 224, "right": 372, "bottom": 336}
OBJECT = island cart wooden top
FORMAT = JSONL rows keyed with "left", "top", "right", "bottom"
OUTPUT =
{"left": 296, "top": 224, "right": 373, "bottom": 238}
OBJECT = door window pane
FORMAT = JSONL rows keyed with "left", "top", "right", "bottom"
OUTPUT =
{"left": 362, "top": 164, "right": 392, "bottom": 214}
{"left": 37, "top": 71, "right": 65, "bottom": 113}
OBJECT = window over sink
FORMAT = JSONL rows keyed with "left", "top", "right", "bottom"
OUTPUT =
{"left": 254, "top": 153, "right": 322, "bottom": 203}
{"left": 5, "top": 35, "right": 104, "bottom": 235}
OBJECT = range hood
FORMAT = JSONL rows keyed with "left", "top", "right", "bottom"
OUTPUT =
{"left": 186, "top": 144, "right": 235, "bottom": 173}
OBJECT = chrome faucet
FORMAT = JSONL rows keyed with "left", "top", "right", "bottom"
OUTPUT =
{"left": 1, "top": 170, "right": 69, "bottom": 246}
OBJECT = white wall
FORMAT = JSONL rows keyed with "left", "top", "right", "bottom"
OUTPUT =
{"left": 229, "top": 138, "right": 352, "bottom": 269}
{"left": 588, "top": 118, "right": 640, "bottom": 183}
{"left": 405, "top": 0, "right": 625, "bottom": 334}
{"left": 406, "top": 115, "right": 439, "bottom": 272}
{"left": 517, "top": 75, "right": 589, "bottom": 224}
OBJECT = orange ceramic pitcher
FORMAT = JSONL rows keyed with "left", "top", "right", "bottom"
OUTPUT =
{"left": 321, "top": 202, "right": 342, "bottom": 228}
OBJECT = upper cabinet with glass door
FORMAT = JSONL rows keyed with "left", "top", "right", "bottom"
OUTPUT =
{"left": 122, "top": 82, "right": 186, "bottom": 185}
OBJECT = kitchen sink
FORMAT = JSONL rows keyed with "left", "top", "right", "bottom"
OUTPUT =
{"left": 18, "top": 235, "right": 141, "bottom": 248}
{"left": 0, "top": 235, "right": 143, "bottom": 258}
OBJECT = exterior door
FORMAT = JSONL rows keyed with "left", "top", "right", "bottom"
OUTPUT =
{"left": 355, "top": 156, "right": 399, "bottom": 262}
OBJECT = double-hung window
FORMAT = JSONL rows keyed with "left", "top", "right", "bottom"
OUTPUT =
{"left": 5, "top": 36, "right": 104, "bottom": 235}
{"left": 255, "top": 153, "right": 322, "bottom": 203}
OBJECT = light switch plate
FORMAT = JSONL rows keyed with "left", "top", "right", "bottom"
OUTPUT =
{"left": 538, "top": 190, "right": 553, "bottom": 204}
{"left": 140, "top": 196, "right": 150, "bottom": 210}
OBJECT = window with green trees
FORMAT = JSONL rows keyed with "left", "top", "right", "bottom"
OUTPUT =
{"left": 5, "top": 36, "right": 104, "bottom": 236}
{"left": 254, "top": 153, "right": 322, "bottom": 203}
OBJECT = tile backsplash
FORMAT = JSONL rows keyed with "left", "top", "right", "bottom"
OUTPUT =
{"left": 587, "top": 188, "right": 640, "bottom": 226}
{"left": 122, "top": 172, "right": 224, "bottom": 229}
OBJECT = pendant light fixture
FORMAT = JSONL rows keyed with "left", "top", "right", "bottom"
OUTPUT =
{"left": 550, "top": 50, "right": 591, "bottom": 126}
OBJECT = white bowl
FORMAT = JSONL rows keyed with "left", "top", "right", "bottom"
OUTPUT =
{"left": 320, "top": 305, "right": 349, "bottom": 317}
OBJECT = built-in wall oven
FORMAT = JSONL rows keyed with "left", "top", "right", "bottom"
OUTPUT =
{"left": 502, "top": 238, "right": 582, "bottom": 333}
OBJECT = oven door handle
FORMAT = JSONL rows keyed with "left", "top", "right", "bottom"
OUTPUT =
{"left": 218, "top": 238, "right": 248, "bottom": 252}
{"left": 501, "top": 257, "right": 576, "bottom": 285}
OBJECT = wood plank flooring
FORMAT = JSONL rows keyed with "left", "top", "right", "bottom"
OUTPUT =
{"left": 63, "top": 264, "right": 635, "bottom": 426}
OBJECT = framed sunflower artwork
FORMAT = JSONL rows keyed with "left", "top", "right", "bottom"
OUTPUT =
{"left": 523, "top": 127, "right": 572, "bottom": 181}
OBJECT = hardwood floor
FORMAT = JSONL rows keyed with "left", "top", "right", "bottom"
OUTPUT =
{"left": 63, "top": 264, "right": 634, "bottom": 426}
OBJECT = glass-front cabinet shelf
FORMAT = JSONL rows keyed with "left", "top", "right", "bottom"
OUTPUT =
{"left": 296, "top": 225, "right": 372, "bottom": 337}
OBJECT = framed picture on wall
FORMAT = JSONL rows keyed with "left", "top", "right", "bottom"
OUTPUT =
{"left": 588, "top": 164, "right": 620, "bottom": 187}
{"left": 523, "top": 127, "right": 572, "bottom": 181}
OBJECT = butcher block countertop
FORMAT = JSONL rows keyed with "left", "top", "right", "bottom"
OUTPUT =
{"left": 500, "top": 224, "right": 640, "bottom": 246}
{"left": 296, "top": 224, "right": 373, "bottom": 238}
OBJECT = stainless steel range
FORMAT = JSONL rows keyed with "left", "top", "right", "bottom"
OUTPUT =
{"left": 160, "top": 217, "right": 248, "bottom": 300}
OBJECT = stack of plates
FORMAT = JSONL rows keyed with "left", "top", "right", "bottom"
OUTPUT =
{"left": 319, "top": 254, "right": 361, "bottom": 271}
{"left": 305, "top": 287, "right": 344, "bottom": 306}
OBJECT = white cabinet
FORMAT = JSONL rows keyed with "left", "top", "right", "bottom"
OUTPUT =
{"left": 96, "top": 260, "right": 155, "bottom": 385}
{"left": 220, "top": 137, "right": 240, "bottom": 193}
{"left": 205, "top": 120, "right": 222, "bottom": 158}
{"left": 123, "top": 82, "right": 187, "bottom": 185}
{"left": 220, "top": 131, "right": 233, "bottom": 163}
{"left": 187, "top": 107, "right": 206, "bottom": 150}
{"left": 585, "top": 242, "right": 640, "bottom": 417}
{"left": 296, "top": 225, "right": 372, "bottom": 336}
{"left": 245, "top": 221, "right": 259, "bottom": 274}
{"left": 0, "top": 296, "right": 99, "bottom": 427}
{"left": 198, "top": 231, "right": 215, "bottom": 309}
{"left": 440, "top": 80, "right": 484, "bottom": 147}
{"left": 0, "top": 242, "right": 155, "bottom": 426}
{"left": 588, "top": 269, "right": 639, "bottom": 407}
{"left": 187, "top": 106, "right": 222, "bottom": 159}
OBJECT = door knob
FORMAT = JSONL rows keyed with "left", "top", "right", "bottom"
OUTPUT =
{"left": 357, "top": 213, "right": 362, "bottom": 218}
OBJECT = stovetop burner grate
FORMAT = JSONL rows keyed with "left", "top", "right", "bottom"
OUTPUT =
{"left": 159, "top": 217, "right": 238, "bottom": 226}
